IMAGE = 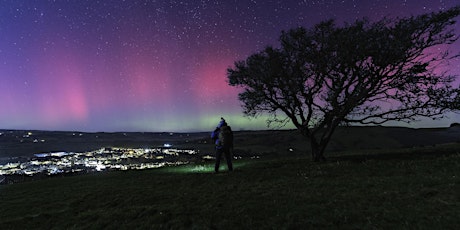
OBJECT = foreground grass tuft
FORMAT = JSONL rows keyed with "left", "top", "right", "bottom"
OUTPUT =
{"left": 1, "top": 146, "right": 459, "bottom": 229}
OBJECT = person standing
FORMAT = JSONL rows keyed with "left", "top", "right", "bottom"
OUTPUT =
{"left": 211, "top": 117, "right": 234, "bottom": 173}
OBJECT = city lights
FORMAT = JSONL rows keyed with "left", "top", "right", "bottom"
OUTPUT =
{"left": 0, "top": 146, "right": 198, "bottom": 177}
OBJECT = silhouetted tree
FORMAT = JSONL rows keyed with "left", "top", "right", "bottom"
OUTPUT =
{"left": 227, "top": 7, "right": 460, "bottom": 161}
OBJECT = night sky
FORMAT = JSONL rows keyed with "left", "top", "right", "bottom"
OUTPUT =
{"left": 1, "top": 0, "right": 459, "bottom": 132}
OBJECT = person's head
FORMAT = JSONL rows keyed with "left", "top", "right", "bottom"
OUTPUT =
{"left": 217, "top": 117, "right": 227, "bottom": 128}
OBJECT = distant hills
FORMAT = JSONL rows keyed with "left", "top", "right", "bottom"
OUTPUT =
{"left": 1, "top": 126, "right": 459, "bottom": 159}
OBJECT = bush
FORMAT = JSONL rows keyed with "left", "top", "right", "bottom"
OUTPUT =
{"left": 449, "top": 123, "right": 460, "bottom": 127}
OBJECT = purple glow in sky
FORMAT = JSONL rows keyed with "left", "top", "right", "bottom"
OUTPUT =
{"left": 0, "top": 0, "right": 459, "bottom": 132}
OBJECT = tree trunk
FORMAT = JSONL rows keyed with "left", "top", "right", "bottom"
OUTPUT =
{"left": 309, "top": 125, "right": 338, "bottom": 161}
{"left": 310, "top": 139, "right": 326, "bottom": 162}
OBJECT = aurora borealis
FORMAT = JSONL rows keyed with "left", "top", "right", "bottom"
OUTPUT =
{"left": 1, "top": 0, "right": 459, "bottom": 132}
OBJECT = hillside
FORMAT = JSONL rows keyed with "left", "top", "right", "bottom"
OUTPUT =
{"left": 0, "top": 145, "right": 459, "bottom": 229}
{"left": 1, "top": 126, "right": 459, "bottom": 160}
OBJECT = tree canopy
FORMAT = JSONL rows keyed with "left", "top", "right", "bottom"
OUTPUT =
{"left": 227, "top": 7, "right": 460, "bottom": 161}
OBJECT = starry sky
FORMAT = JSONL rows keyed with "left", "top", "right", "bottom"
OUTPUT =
{"left": 1, "top": 0, "right": 459, "bottom": 132}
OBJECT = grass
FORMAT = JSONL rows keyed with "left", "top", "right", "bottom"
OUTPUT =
{"left": 0, "top": 145, "right": 459, "bottom": 229}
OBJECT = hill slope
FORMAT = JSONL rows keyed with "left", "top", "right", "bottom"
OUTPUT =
{"left": 0, "top": 145, "right": 459, "bottom": 229}
{"left": 1, "top": 126, "right": 459, "bottom": 159}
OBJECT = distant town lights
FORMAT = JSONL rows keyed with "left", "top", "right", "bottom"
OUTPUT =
{"left": 95, "top": 164, "right": 106, "bottom": 171}
{"left": 0, "top": 147, "right": 197, "bottom": 177}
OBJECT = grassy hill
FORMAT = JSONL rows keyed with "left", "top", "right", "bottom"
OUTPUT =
{"left": 1, "top": 143, "right": 459, "bottom": 229}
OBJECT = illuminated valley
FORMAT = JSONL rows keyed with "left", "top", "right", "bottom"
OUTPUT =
{"left": 0, "top": 146, "right": 200, "bottom": 180}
